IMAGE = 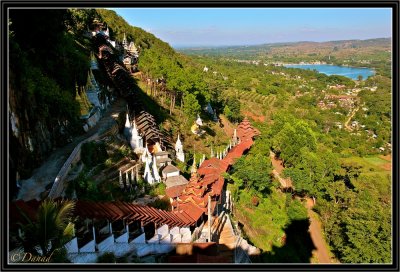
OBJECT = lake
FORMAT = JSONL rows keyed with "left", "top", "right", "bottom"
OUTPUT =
{"left": 284, "top": 64, "right": 375, "bottom": 80}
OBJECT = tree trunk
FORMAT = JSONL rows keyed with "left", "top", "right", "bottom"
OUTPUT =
{"left": 180, "top": 96, "right": 184, "bottom": 117}
{"left": 173, "top": 94, "right": 175, "bottom": 111}
{"left": 169, "top": 92, "right": 173, "bottom": 115}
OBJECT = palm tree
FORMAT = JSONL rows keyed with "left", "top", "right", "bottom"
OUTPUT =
{"left": 17, "top": 199, "right": 75, "bottom": 257}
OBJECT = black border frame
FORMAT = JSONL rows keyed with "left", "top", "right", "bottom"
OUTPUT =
{"left": 1, "top": 1, "right": 399, "bottom": 271}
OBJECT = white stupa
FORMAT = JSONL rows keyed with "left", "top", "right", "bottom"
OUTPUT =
{"left": 175, "top": 134, "right": 185, "bottom": 162}
{"left": 151, "top": 155, "right": 161, "bottom": 182}
{"left": 124, "top": 112, "right": 131, "bottom": 138}
{"left": 196, "top": 114, "right": 203, "bottom": 126}
{"left": 130, "top": 121, "right": 144, "bottom": 153}
{"left": 141, "top": 143, "right": 152, "bottom": 164}
{"left": 143, "top": 159, "right": 155, "bottom": 184}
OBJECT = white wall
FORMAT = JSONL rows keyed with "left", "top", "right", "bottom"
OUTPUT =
{"left": 79, "top": 240, "right": 96, "bottom": 253}
{"left": 97, "top": 235, "right": 115, "bottom": 252}
{"left": 166, "top": 171, "right": 179, "bottom": 178}
{"left": 130, "top": 233, "right": 146, "bottom": 244}
{"left": 115, "top": 232, "right": 128, "bottom": 243}
{"left": 64, "top": 237, "right": 79, "bottom": 253}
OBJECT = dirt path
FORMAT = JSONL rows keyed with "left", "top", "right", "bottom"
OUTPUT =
{"left": 305, "top": 198, "right": 336, "bottom": 263}
{"left": 269, "top": 151, "right": 292, "bottom": 188}
{"left": 243, "top": 111, "right": 265, "bottom": 122}
{"left": 269, "top": 151, "right": 334, "bottom": 263}
{"left": 219, "top": 115, "right": 235, "bottom": 138}
{"left": 344, "top": 106, "right": 359, "bottom": 131}
{"left": 17, "top": 99, "right": 126, "bottom": 201}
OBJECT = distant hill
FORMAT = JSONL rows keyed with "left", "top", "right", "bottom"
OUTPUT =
{"left": 178, "top": 38, "right": 391, "bottom": 57}
{"left": 178, "top": 38, "right": 391, "bottom": 77}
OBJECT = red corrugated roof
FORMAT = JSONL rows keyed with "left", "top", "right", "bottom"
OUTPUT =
{"left": 210, "top": 176, "right": 225, "bottom": 197}
{"left": 176, "top": 201, "right": 205, "bottom": 222}
{"left": 10, "top": 200, "right": 195, "bottom": 228}
{"left": 173, "top": 210, "right": 196, "bottom": 225}
{"left": 166, "top": 184, "right": 187, "bottom": 199}
{"left": 178, "top": 195, "right": 207, "bottom": 208}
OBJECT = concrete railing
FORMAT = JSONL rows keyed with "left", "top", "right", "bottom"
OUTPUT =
{"left": 48, "top": 133, "right": 99, "bottom": 199}
{"left": 79, "top": 240, "right": 96, "bottom": 253}
{"left": 97, "top": 235, "right": 114, "bottom": 252}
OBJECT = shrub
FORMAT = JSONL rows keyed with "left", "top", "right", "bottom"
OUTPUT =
{"left": 149, "top": 197, "right": 171, "bottom": 211}
{"left": 287, "top": 199, "right": 308, "bottom": 222}
{"left": 97, "top": 252, "right": 116, "bottom": 263}
{"left": 81, "top": 141, "right": 108, "bottom": 167}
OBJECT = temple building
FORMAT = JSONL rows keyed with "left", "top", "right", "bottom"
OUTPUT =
{"left": 127, "top": 41, "right": 139, "bottom": 57}
{"left": 135, "top": 110, "right": 166, "bottom": 149}
{"left": 236, "top": 117, "right": 260, "bottom": 140}
{"left": 120, "top": 33, "right": 139, "bottom": 72}
{"left": 162, "top": 164, "right": 189, "bottom": 200}
{"left": 122, "top": 32, "right": 128, "bottom": 51}
{"left": 191, "top": 115, "right": 205, "bottom": 135}
{"left": 204, "top": 103, "right": 213, "bottom": 115}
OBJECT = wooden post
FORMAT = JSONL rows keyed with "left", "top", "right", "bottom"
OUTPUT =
{"left": 92, "top": 225, "right": 96, "bottom": 243}
{"left": 217, "top": 197, "right": 219, "bottom": 216}
{"left": 208, "top": 195, "right": 211, "bottom": 242}
{"left": 108, "top": 220, "right": 112, "bottom": 234}
{"left": 155, "top": 222, "right": 159, "bottom": 243}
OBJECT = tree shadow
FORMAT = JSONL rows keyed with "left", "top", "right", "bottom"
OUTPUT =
{"left": 253, "top": 219, "right": 315, "bottom": 263}
{"left": 126, "top": 79, "right": 169, "bottom": 125}
{"left": 203, "top": 125, "right": 216, "bottom": 137}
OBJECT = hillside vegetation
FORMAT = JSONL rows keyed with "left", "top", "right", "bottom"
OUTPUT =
{"left": 179, "top": 38, "right": 391, "bottom": 77}
{"left": 9, "top": 9, "right": 96, "bottom": 195}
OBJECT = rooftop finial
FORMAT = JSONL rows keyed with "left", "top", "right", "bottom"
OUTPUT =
{"left": 191, "top": 154, "right": 197, "bottom": 173}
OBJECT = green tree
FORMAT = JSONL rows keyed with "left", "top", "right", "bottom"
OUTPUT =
{"left": 223, "top": 96, "right": 241, "bottom": 122}
{"left": 183, "top": 93, "right": 201, "bottom": 122}
{"left": 18, "top": 199, "right": 75, "bottom": 257}
{"left": 272, "top": 121, "right": 317, "bottom": 166}
{"left": 231, "top": 153, "right": 273, "bottom": 195}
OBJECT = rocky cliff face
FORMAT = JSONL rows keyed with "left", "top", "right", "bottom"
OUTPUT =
{"left": 8, "top": 9, "right": 94, "bottom": 198}
{"left": 9, "top": 69, "right": 76, "bottom": 198}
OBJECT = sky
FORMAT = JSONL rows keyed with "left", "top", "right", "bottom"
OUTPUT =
{"left": 110, "top": 8, "right": 392, "bottom": 48}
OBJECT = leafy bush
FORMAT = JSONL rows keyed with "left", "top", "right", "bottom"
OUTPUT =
{"left": 81, "top": 141, "right": 108, "bottom": 167}
{"left": 97, "top": 252, "right": 116, "bottom": 263}
{"left": 149, "top": 182, "right": 166, "bottom": 196}
{"left": 149, "top": 197, "right": 171, "bottom": 211}
{"left": 287, "top": 200, "right": 308, "bottom": 222}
